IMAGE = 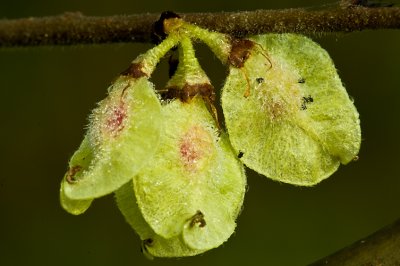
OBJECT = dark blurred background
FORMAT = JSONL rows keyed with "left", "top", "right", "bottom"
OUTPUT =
{"left": 1, "top": 1, "right": 399, "bottom": 265}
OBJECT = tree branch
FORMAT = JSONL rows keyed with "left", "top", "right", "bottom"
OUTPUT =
{"left": 0, "top": 7, "right": 400, "bottom": 47}
{"left": 310, "top": 218, "right": 400, "bottom": 265}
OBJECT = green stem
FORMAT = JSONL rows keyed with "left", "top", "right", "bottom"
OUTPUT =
{"left": 166, "top": 35, "right": 210, "bottom": 88}
{"left": 183, "top": 23, "right": 231, "bottom": 63}
{"left": 134, "top": 33, "right": 180, "bottom": 76}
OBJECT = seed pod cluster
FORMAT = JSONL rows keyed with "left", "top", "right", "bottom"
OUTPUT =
{"left": 60, "top": 14, "right": 361, "bottom": 258}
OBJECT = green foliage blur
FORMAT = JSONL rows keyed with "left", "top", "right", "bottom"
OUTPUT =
{"left": 1, "top": 1, "right": 399, "bottom": 265}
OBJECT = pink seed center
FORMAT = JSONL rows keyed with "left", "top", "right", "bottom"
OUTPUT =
{"left": 179, "top": 126, "right": 213, "bottom": 172}
{"left": 105, "top": 102, "right": 127, "bottom": 135}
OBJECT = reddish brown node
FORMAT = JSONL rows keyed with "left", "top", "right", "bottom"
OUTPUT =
{"left": 182, "top": 83, "right": 216, "bottom": 103}
{"left": 228, "top": 39, "right": 254, "bottom": 97}
{"left": 161, "top": 83, "right": 215, "bottom": 103}
{"left": 66, "top": 165, "right": 83, "bottom": 184}
{"left": 228, "top": 38, "right": 255, "bottom": 68}
{"left": 120, "top": 62, "right": 147, "bottom": 78}
{"left": 229, "top": 37, "right": 272, "bottom": 70}
{"left": 229, "top": 39, "right": 272, "bottom": 98}
{"left": 161, "top": 83, "right": 220, "bottom": 128}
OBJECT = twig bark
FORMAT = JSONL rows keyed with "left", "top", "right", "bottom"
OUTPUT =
{"left": 309, "top": 218, "right": 400, "bottom": 265}
{"left": 0, "top": 7, "right": 400, "bottom": 47}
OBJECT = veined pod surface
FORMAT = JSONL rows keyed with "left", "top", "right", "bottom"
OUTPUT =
{"left": 133, "top": 96, "right": 246, "bottom": 251}
{"left": 62, "top": 76, "right": 163, "bottom": 200}
{"left": 221, "top": 34, "right": 361, "bottom": 186}
{"left": 115, "top": 181, "right": 206, "bottom": 258}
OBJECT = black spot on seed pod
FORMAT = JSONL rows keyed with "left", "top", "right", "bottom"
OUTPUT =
{"left": 189, "top": 210, "right": 206, "bottom": 228}
{"left": 301, "top": 95, "right": 314, "bottom": 110}
{"left": 256, "top": 77, "right": 264, "bottom": 84}
{"left": 66, "top": 165, "right": 82, "bottom": 184}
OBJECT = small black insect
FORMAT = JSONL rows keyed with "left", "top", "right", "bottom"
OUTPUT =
{"left": 238, "top": 151, "right": 244, "bottom": 158}
{"left": 256, "top": 77, "right": 264, "bottom": 84}
{"left": 301, "top": 95, "right": 314, "bottom": 110}
{"left": 303, "top": 95, "right": 314, "bottom": 103}
{"left": 298, "top": 77, "right": 306, "bottom": 84}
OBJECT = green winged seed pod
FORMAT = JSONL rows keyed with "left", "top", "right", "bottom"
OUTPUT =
{"left": 221, "top": 34, "right": 361, "bottom": 186}
{"left": 182, "top": 131, "right": 245, "bottom": 250}
{"left": 60, "top": 32, "right": 181, "bottom": 202}
{"left": 115, "top": 181, "right": 206, "bottom": 258}
{"left": 133, "top": 96, "right": 246, "bottom": 252}
{"left": 62, "top": 76, "right": 163, "bottom": 200}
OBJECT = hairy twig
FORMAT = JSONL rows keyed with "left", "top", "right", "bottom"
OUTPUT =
{"left": 0, "top": 7, "right": 399, "bottom": 47}
{"left": 309, "top": 218, "right": 400, "bottom": 265}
